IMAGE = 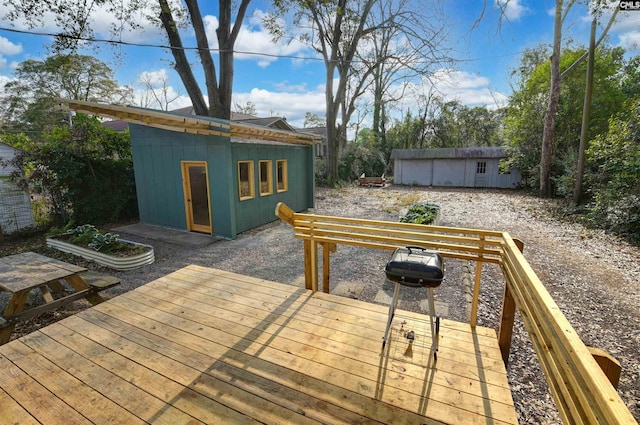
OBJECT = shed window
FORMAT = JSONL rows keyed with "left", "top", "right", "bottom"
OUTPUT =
{"left": 276, "top": 160, "right": 288, "bottom": 192}
{"left": 238, "top": 161, "right": 255, "bottom": 200}
{"left": 259, "top": 160, "right": 273, "bottom": 196}
{"left": 476, "top": 161, "right": 487, "bottom": 174}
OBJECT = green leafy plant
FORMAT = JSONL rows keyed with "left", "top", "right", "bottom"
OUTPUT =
{"left": 88, "top": 232, "right": 120, "bottom": 251}
{"left": 400, "top": 203, "right": 440, "bottom": 225}
{"left": 72, "top": 224, "right": 98, "bottom": 236}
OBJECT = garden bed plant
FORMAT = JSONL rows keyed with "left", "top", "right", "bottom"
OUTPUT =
{"left": 51, "top": 224, "right": 149, "bottom": 257}
{"left": 400, "top": 203, "right": 441, "bottom": 225}
{"left": 46, "top": 224, "right": 154, "bottom": 270}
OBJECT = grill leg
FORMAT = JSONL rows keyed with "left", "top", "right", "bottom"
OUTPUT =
{"left": 427, "top": 287, "right": 439, "bottom": 359}
{"left": 382, "top": 282, "right": 401, "bottom": 349}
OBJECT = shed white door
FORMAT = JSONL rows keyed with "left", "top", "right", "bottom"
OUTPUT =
{"left": 474, "top": 160, "right": 489, "bottom": 187}
{"left": 181, "top": 161, "right": 212, "bottom": 234}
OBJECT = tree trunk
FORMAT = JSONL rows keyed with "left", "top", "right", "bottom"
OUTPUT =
{"left": 185, "top": 0, "right": 220, "bottom": 116}
{"left": 158, "top": 0, "right": 208, "bottom": 116}
{"left": 325, "top": 50, "right": 339, "bottom": 183}
{"left": 540, "top": 0, "right": 563, "bottom": 197}
{"left": 573, "top": 18, "right": 596, "bottom": 206}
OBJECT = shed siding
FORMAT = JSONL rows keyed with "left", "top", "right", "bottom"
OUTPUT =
{"left": 393, "top": 153, "right": 521, "bottom": 189}
{"left": 432, "top": 159, "right": 466, "bottom": 187}
{"left": 395, "top": 159, "right": 432, "bottom": 186}
{"left": 231, "top": 143, "right": 313, "bottom": 235}
{"left": 130, "top": 124, "right": 234, "bottom": 238}
{"left": 130, "top": 124, "right": 314, "bottom": 239}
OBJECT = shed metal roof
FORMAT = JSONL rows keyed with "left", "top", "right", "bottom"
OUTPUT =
{"left": 391, "top": 147, "right": 507, "bottom": 160}
{"left": 60, "top": 99, "right": 321, "bottom": 146}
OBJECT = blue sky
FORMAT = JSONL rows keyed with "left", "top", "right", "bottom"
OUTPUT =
{"left": 0, "top": 0, "right": 638, "bottom": 128}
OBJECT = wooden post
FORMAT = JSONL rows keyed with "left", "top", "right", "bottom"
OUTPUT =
{"left": 0, "top": 291, "right": 30, "bottom": 344}
{"left": 309, "top": 241, "right": 318, "bottom": 292}
{"left": 303, "top": 240, "right": 312, "bottom": 291}
{"left": 470, "top": 236, "right": 485, "bottom": 328}
{"left": 498, "top": 237, "right": 524, "bottom": 365}
{"left": 588, "top": 347, "right": 622, "bottom": 389}
{"left": 322, "top": 243, "right": 330, "bottom": 293}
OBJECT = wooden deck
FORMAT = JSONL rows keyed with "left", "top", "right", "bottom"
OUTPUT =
{"left": 0, "top": 265, "right": 517, "bottom": 425}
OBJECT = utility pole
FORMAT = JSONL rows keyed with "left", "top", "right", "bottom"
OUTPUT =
{"left": 573, "top": 17, "right": 596, "bottom": 206}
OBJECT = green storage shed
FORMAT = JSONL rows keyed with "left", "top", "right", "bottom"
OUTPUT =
{"left": 63, "top": 100, "right": 318, "bottom": 239}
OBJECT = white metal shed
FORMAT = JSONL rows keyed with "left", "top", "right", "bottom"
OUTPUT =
{"left": 391, "top": 147, "right": 521, "bottom": 189}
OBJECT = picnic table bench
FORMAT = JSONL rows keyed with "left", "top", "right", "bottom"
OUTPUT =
{"left": 0, "top": 252, "right": 120, "bottom": 344}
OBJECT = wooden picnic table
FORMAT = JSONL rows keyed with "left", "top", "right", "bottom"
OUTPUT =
{"left": 0, "top": 252, "right": 120, "bottom": 344}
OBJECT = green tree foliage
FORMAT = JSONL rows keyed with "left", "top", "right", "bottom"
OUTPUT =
{"left": 4, "top": 0, "right": 251, "bottom": 121}
{"left": 586, "top": 97, "right": 640, "bottom": 241}
{"left": 428, "top": 100, "right": 504, "bottom": 148}
{"left": 1, "top": 54, "right": 130, "bottom": 135}
{"left": 339, "top": 128, "right": 387, "bottom": 181}
{"left": 3, "top": 115, "right": 137, "bottom": 226}
{"left": 504, "top": 45, "right": 627, "bottom": 194}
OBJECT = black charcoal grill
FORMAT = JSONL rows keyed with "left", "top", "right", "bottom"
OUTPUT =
{"left": 383, "top": 246, "right": 444, "bottom": 358}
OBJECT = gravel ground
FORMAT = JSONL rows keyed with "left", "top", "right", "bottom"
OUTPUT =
{"left": 7, "top": 185, "right": 640, "bottom": 424}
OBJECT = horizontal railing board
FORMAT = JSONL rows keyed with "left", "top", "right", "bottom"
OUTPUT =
{"left": 275, "top": 202, "right": 638, "bottom": 425}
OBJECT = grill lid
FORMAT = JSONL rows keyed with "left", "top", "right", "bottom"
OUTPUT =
{"left": 385, "top": 246, "right": 444, "bottom": 287}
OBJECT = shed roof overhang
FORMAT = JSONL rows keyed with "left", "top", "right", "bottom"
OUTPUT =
{"left": 59, "top": 99, "right": 321, "bottom": 146}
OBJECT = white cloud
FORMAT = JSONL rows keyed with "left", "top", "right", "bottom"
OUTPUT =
{"left": 0, "top": 37, "right": 22, "bottom": 55}
{"left": 138, "top": 69, "right": 170, "bottom": 85}
{"left": 233, "top": 87, "right": 326, "bottom": 128}
{"left": 611, "top": 11, "right": 640, "bottom": 51}
{"left": 619, "top": 31, "right": 640, "bottom": 51}
{"left": 496, "top": 0, "right": 529, "bottom": 22}
{"left": 204, "top": 10, "right": 312, "bottom": 68}
{"left": 430, "top": 69, "right": 508, "bottom": 106}
{"left": 130, "top": 68, "right": 192, "bottom": 111}
{"left": 0, "top": 1, "right": 167, "bottom": 45}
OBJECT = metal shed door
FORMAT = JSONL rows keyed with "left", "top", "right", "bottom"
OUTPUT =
{"left": 181, "top": 161, "right": 212, "bottom": 234}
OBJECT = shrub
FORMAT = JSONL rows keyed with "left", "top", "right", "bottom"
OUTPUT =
{"left": 400, "top": 203, "right": 440, "bottom": 225}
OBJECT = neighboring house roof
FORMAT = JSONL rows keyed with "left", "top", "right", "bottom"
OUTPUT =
{"left": 235, "top": 117, "right": 295, "bottom": 131}
{"left": 103, "top": 105, "right": 298, "bottom": 136}
{"left": 391, "top": 147, "right": 507, "bottom": 160}
{"left": 63, "top": 100, "right": 321, "bottom": 146}
{"left": 103, "top": 120, "right": 130, "bottom": 132}
{"left": 298, "top": 127, "right": 327, "bottom": 138}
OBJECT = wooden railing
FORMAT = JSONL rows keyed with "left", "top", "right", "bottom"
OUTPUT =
{"left": 275, "top": 202, "right": 637, "bottom": 425}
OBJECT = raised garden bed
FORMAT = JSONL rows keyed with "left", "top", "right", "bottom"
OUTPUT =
{"left": 400, "top": 203, "right": 441, "bottom": 225}
{"left": 46, "top": 225, "right": 154, "bottom": 271}
{"left": 358, "top": 173, "right": 386, "bottom": 187}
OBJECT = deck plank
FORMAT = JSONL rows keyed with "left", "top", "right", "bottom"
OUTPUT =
{"left": 96, "top": 285, "right": 517, "bottom": 423}
{"left": 129, "top": 283, "right": 514, "bottom": 401}
{"left": 0, "top": 386, "right": 42, "bottom": 425}
{"left": 18, "top": 329, "right": 244, "bottom": 425}
{"left": 0, "top": 265, "right": 518, "bottom": 425}
{"left": 1, "top": 341, "right": 144, "bottom": 424}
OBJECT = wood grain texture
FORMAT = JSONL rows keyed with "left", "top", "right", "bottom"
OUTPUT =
{"left": 0, "top": 265, "right": 517, "bottom": 425}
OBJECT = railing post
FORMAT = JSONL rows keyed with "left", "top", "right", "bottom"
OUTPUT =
{"left": 303, "top": 240, "right": 319, "bottom": 292}
{"left": 322, "top": 243, "right": 330, "bottom": 293}
{"left": 303, "top": 218, "right": 319, "bottom": 292}
{"left": 470, "top": 235, "right": 485, "bottom": 328}
{"left": 498, "top": 237, "right": 523, "bottom": 365}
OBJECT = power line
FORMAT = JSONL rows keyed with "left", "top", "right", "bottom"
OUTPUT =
{"left": 0, "top": 25, "right": 532, "bottom": 65}
{"left": 0, "top": 25, "right": 326, "bottom": 61}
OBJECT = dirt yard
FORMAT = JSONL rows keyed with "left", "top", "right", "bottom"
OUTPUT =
{"left": 3, "top": 185, "right": 639, "bottom": 424}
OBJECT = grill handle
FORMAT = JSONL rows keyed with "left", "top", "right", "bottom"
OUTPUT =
{"left": 406, "top": 246, "right": 427, "bottom": 254}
